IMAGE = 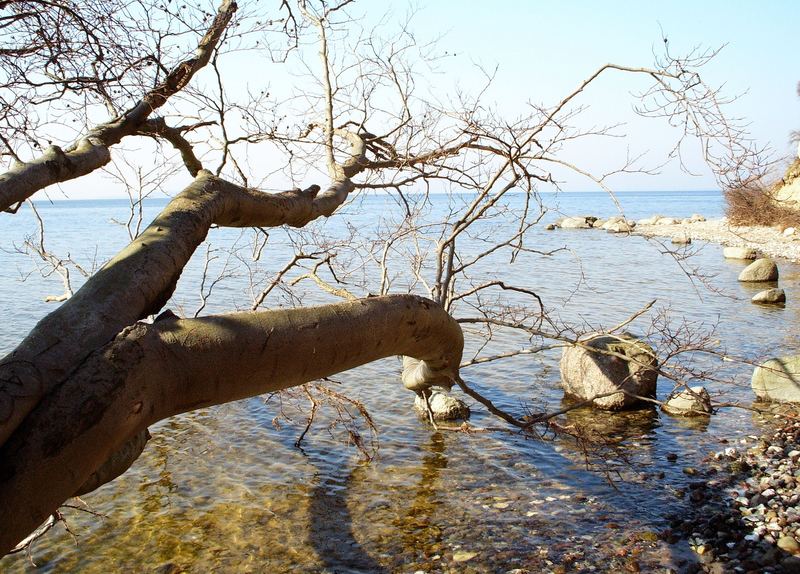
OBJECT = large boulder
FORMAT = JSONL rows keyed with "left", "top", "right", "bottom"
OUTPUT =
{"left": 738, "top": 258, "right": 779, "bottom": 282}
{"left": 414, "top": 391, "right": 470, "bottom": 421}
{"left": 723, "top": 246, "right": 758, "bottom": 260}
{"left": 662, "top": 386, "right": 712, "bottom": 417}
{"left": 752, "top": 288, "right": 786, "bottom": 305}
{"left": 559, "top": 333, "right": 658, "bottom": 410}
{"left": 752, "top": 356, "right": 800, "bottom": 403}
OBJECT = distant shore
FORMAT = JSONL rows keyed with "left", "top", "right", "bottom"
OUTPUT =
{"left": 632, "top": 218, "right": 800, "bottom": 263}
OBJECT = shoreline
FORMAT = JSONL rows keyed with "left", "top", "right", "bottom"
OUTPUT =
{"left": 632, "top": 218, "right": 800, "bottom": 263}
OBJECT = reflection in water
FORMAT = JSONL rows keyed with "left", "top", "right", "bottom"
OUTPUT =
{"left": 396, "top": 432, "right": 447, "bottom": 557}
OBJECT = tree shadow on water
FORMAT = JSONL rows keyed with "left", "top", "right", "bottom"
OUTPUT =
{"left": 306, "top": 432, "right": 450, "bottom": 573}
{"left": 307, "top": 463, "right": 388, "bottom": 574}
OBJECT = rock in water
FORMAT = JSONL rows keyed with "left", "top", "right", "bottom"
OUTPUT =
{"left": 752, "top": 288, "right": 786, "bottom": 305}
{"left": 723, "top": 246, "right": 758, "bottom": 260}
{"left": 738, "top": 258, "right": 779, "bottom": 282}
{"left": 414, "top": 391, "right": 470, "bottom": 421}
{"left": 752, "top": 356, "right": 800, "bottom": 403}
{"left": 662, "top": 386, "right": 712, "bottom": 416}
{"left": 559, "top": 333, "right": 658, "bottom": 410}
{"left": 671, "top": 236, "right": 692, "bottom": 245}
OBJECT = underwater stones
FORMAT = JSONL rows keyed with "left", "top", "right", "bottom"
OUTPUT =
{"left": 723, "top": 246, "right": 758, "bottom": 260}
{"left": 738, "top": 258, "right": 779, "bottom": 282}
{"left": 559, "top": 332, "right": 658, "bottom": 410}
{"left": 752, "top": 357, "right": 800, "bottom": 403}
{"left": 752, "top": 288, "right": 786, "bottom": 305}
{"left": 414, "top": 390, "right": 470, "bottom": 421}
{"left": 662, "top": 386, "right": 712, "bottom": 417}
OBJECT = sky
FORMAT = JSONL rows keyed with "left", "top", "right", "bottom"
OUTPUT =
{"left": 402, "top": 0, "right": 800, "bottom": 191}
{"left": 50, "top": 0, "right": 800, "bottom": 199}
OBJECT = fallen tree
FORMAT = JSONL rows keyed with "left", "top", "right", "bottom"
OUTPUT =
{"left": 0, "top": 0, "right": 764, "bottom": 555}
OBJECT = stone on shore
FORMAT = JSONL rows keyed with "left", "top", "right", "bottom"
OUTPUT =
{"left": 662, "top": 386, "right": 712, "bottom": 416}
{"left": 655, "top": 217, "right": 679, "bottom": 225}
{"left": 689, "top": 213, "right": 706, "bottom": 223}
{"left": 637, "top": 215, "right": 662, "bottom": 225}
{"left": 738, "top": 258, "right": 779, "bottom": 282}
{"left": 723, "top": 246, "right": 758, "bottom": 260}
{"left": 559, "top": 216, "right": 591, "bottom": 229}
{"left": 604, "top": 221, "right": 635, "bottom": 233}
{"left": 414, "top": 391, "right": 470, "bottom": 421}
{"left": 601, "top": 216, "right": 636, "bottom": 233}
{"left": 752, "top": 288, "right": 786, "bottom": 305}
{"left": 559, "top": 333, "right": 658, "bottom": 410}
{"left": 752, "top": 356, "right": 800, "bottom": 403}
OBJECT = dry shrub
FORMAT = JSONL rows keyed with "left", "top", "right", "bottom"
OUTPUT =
{"left": 724, "top": 180, "right": 800, "bottom": 228}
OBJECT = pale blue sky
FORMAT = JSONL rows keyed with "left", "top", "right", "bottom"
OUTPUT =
{"left": 400, "top": 0, "right": 800, "bottom": 190}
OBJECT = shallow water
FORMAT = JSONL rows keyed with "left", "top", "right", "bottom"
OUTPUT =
{"left": 2, "top": 191, "right": 798, "bottom": 572}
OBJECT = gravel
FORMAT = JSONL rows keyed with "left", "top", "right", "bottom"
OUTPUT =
{"left": 634, "top": 218, "right": 800, "bottom": 263}
{"left": 667, "top": 409, "right": 800, "bottom": 573}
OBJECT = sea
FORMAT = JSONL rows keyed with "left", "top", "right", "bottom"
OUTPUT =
{"left": 2, "top": 190, "right": 799, "bottom": 572}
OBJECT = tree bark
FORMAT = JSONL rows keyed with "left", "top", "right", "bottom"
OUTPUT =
{"left": 0, "top": 294, "right": 463, "bottom": 554}
{"left": 0, "top": 168, "right": 361, "bottom": 449}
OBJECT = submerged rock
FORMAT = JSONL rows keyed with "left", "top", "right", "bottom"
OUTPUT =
{"left": 662, "top": 386, "right": 712, "bottom": 416}
{"left": 414, "top": 391, "right": 470, "bottom": 421}
{"left": 738, "top": 258, "right": 779, "bottom": 282}
{"left": 723, "top": 246, "right": 758, "bottom": 260}
{"left": 752, "top": 288, "right": 786, "bottom": 305}
{"left": 752, "top": 357, "right": 800, "bottom": 403}
{"left": 559, "top": 332, "right": 658, "bottom": 410}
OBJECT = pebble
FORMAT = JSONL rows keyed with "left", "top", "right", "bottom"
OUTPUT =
{"left": 452, "top": 551, "right": 478, "bottom": 562}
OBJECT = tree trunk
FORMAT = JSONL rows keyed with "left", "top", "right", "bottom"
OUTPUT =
{"left": 0, "top": 294, "right": 462, "bottom": 554}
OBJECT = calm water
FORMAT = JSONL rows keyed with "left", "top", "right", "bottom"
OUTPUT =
{"left": 2, "top": 190, "right": 798, "bottom": 572}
